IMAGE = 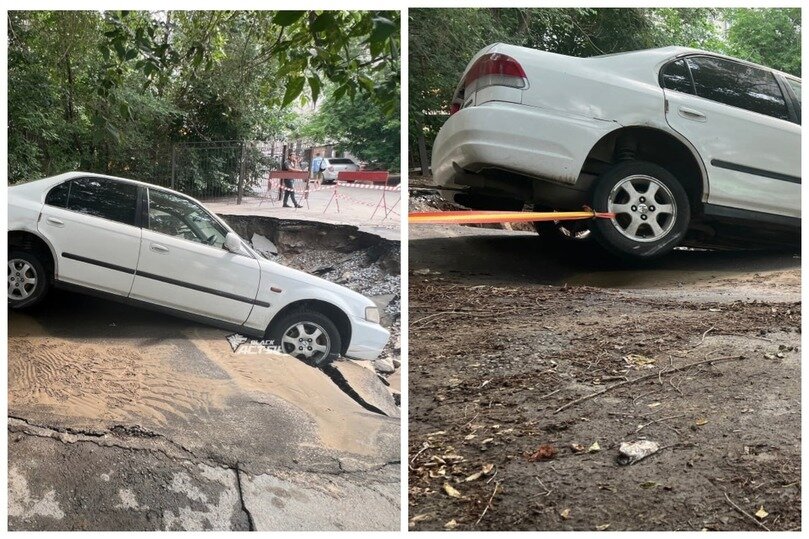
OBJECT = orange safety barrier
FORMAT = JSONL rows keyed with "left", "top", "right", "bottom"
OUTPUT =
{"left": 408, "top": 209, "right": 615, "bottom": 225}
{"left": 337, "top": 170, "right": 390, "bottom": 184}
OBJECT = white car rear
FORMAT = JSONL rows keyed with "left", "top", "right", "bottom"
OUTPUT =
{"left": 432, "top": 43, "right": 801, "bottom": 259}
{"left": 321, "top": 158, "right": 360, "bottom": 182}
{"left": 8, "top": 172, "right": 390, "bottom": 364}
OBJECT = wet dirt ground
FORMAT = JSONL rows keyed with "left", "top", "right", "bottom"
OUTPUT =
{"left": 9, "top": 218, "right": 401, "bottom": 531}
{"left": 408, "top": 225, "right": 800, "bottom": 531}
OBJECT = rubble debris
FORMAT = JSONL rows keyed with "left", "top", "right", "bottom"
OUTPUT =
{"left": 617, "top": 440, "right": 660, "bottom": 466}
{"left": 250, "top": 233, "right": 278, "bottom": 256}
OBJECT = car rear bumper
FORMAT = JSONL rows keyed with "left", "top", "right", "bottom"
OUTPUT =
{"left": 431, "top": 102, "right": 616, "bottom": 191}
{"left": 345, "top": 317, "right": 391, "bottom": 361}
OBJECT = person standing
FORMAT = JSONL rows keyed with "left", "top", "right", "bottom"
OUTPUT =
{"left": 281, "top": 153, "right": 303, "bottom": 208}
{"left": 311, "top": 151, "right": 325, "bottom": 186}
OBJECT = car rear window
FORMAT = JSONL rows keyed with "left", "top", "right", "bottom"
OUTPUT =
{"left": 327, "top": 158, "right": 355, "bottom": 165}
{"left": 686, "top": 56, "right": 790, "bottom": 121}
{"left": 67, "top": 177, "right": 138, "bottom": 226}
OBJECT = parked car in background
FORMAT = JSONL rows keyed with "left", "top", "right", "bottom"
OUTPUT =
{"left": 432, "top": 44, "right": 801, "bottom": 259}
{"left": 321, "top": 157, "right": 360, "bottom": 183}
{"left": 8, "top": 172, "right": 389, "bottom": 365}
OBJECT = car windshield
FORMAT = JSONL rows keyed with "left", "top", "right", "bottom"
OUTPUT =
{"left": 327, "top": 158, "right": 355, "bottom": 165}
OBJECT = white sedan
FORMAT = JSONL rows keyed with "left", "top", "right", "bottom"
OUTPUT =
{"left": 8, "top": 172, "right": 390, "bottom": 365}
{"left": 433, "top": 44, "right": 800, "bottom": 259}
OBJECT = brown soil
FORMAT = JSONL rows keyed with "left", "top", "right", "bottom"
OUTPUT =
{"left": 408, "top": 277, "right": 801, "bottom": 531}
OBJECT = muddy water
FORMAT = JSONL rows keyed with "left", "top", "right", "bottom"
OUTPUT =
{"left": 9, "top": 316, "right": 228, "bottom": 425}
{"left": 9, "top": 315, "right": 385, "bottom": 456}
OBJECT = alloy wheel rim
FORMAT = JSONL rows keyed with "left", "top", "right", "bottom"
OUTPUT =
{"left": 8, "top": 259, "right": 38, "bottom": 300}
{"left": 607, "top": 174, "right": 677, "bottom": 243}
{"left": 281, "top": 321, "right": 331, "bottom": 362}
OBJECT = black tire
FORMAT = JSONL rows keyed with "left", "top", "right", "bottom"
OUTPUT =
{"left": 8, "top": 249, "right": 49, "bottom": 309}
{"left": 267, "top": 310, "right": 342, "bottom": 367}
{"left": 590, "top": 161, "right": 690, "bottom": 260}
{"left": 532, "top": 218, "right": 592, "bottom": 243}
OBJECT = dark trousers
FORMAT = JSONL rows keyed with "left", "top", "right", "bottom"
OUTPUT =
{"left": 282, "top": 179, "right": 299, "bottom": 206}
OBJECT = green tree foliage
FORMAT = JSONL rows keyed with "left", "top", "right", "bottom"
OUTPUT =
{"left": 302, "top": 84, "right": 400, "bottom": 172}
{"left": 8, "top": 10, "right": 400, "bottom": 184}
{"left": 409, "top": 8, "right": 801, "bottom": 171}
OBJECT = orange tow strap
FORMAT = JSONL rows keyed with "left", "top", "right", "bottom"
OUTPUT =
{"left": 408, "top": 209, "right": 615, "bottom": 225}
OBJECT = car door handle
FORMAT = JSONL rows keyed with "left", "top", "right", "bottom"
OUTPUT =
{"left": 678, "top": 106, "right": 706, "bottom": 121}
{"left": 45, "top": 217, "right": 64, "bottom": 227}
{"left": 150, "top": 243, "right": 169, "bottom": 254}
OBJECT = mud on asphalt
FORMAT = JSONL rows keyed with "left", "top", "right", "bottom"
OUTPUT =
{"left": 408, "top": 238, "right": 800, "bottom": 531}
{"left": 8, "top": 216, "right": 401, "bottom": 531}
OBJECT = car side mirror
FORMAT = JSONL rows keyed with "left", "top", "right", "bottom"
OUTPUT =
{"left": 223, "top": 232, "right": 242, "bottom": 253}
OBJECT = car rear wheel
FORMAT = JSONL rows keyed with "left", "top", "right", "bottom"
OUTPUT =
{"left": 268, "top": 310, "right": 343, "bottom": 367}
{"left": 590, "top": 161, "right": 690, "bottom": 260}
{"left": 8, "top": 250, "right": 49, "bottom": 309}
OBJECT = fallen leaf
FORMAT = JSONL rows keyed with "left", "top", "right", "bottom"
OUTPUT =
{"left": 443, "top": 483, "right": 462, "bottom": 499}
{"left": 755, "top": 506, "right": 768, "bottom": 519}
{"left": 560, "top": 508, "right": 571, "bottom": 520}
{"left": 596, "top": 523, "right": 611, "bottom": 531}
{"left": 624, "top": 354, "right": 656, "bottom": 368}
{"left": 640, "top": 481, "right": 659, "bottom": 489}
{"left": 695, "top": 418, "right": 708, "bottom": 426}
{"left": 409, "top": 513, "right": 432, "bottom": 526}
{"left": 465, "top": 471, "right": 483, "bottom": 482}
{"left": 482, "top": 463, "right": 495, "bottom": 474}
{"left": 444, "top": 519, "right": 458, "bottom": 529}
{"left": 588, "top": 441, "right": 601, "bottom": 453}
{"left": 571, "top": 443, "right": 585, "bottom": 453}
{"left": 464, "top": 434, "right": 476, "bottom": 440}
{"left": 647, "top": 402, "right": 662, "bottom": 408}
{"left": 481, "top": 438, "right": 494, "bottom": 444}
{"left": 526, "top": 444, "right": 557, "bottom": 461}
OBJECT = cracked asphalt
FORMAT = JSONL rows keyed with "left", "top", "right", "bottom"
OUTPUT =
{"left": 8, "top": 288, "right": 400, "bottom": 531}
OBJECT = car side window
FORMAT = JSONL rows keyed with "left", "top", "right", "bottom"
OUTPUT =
{"left": 786, "top": 78, "right": 801, "bottom": 106}
{"left": 66, "top": 177, "right": 138, "bottom": 226}
{"left": 685, "top": 56, "right": 790, "bottom": 121}
{"left": 661, "top": 59, "right": 694, "bottom": 94}
{"left": 147, "top": 189, "right": 227, "bottom": 248}
{"left": 45, "top": 181, "right": 71, "bottom": 208}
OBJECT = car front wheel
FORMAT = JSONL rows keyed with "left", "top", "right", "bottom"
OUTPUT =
{"left": 590, "top": 161, "right": 690, "bottom": 260}
{"left": 268, "top": 310, "right": 343, "bottom": 367}
{"left": 8, "top": 250, "right": 49, "bottom": 309}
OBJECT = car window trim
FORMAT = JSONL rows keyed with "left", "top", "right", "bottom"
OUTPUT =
{"left": 658, "top": 58, "right": 696, "bottom": 95}
{"left": 677, "top": 54, "right": 792, "bottom": 123}
{"left": 776, "top": 74, "right": 801, "bottom": 123}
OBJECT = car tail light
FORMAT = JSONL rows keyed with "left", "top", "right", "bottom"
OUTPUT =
{"left": 450, "top": 53, "right": 527, "bottom": 115}
{"left": 464, "top": 53, "right": 527, "bottom": 91}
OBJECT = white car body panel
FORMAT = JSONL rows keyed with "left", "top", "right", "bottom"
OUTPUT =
{"left": 38, "top": 204, "right": 142, "bottom": 297}
{"left": 129, "top": 229, "right": 262, "bottom": 325}
{"left": 433, "top": 43, "right": 801, "bottom": 220}
{"left": 8, "top": 172, "right": 390, "bottom": 361}
{"left": 663, "top": 88, "right": 800, "bottom": 217}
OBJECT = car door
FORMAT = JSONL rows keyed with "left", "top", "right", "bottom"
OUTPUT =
{"left": 129, "top": 187, "right": 262, "bottom": 325}
{"left": 661, "top": 55, "right": 800, "bottom": 218}
{"left": 37, "top": 177, "right": 141, "bottom": 296}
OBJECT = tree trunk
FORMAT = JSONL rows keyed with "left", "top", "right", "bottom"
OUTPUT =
{"left": 417, "top": 130, "right": 430, "bottom": 176}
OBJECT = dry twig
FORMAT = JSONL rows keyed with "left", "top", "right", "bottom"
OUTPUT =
{"left": 724, "top": 492, "right": 770, "bottom": 531}
{"left": 554, "top": 355, "right": 744, "bottom": 414}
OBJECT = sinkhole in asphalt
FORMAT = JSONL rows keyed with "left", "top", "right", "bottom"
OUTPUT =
{"left": 220, "top": 214, "right": 401, "bottom": 418}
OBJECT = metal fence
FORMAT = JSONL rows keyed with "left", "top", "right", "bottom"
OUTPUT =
{"left": 163, "top": 140, "right": 335, "bottom": 204}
